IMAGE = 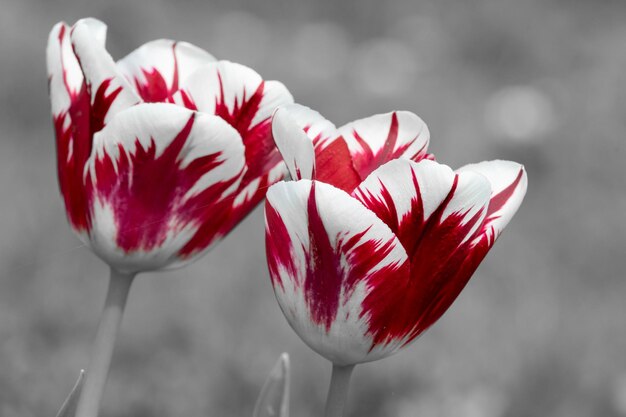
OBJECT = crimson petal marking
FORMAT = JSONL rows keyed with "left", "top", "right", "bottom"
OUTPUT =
{"left": 394, "top": 172, "right": 491, "bottom": 340}
{"left": 177, "top": 61, "right": 294, "bottom": 236}
{"left": 71, "top": 20, "right": 140, "bottom": 131}
{"left": 116, "top": 39, "right": 216, "bottom": 103}
{"left": 402, "top": 162, "right": 526, "bottom": 336}
{"left": 457, "top": 160, "right": 528, "bottom": 244}
{"left": 176, "top": 61, "right": 292, "bottom": 130}
{"left": 313, "top": 138, "right": 362, "bottom": 193}
{"left": 354, "top": 161, "right": 491, "bottom": 348}
{"left": 272, "top": 106, "right": 315, "bottom": 180}
{"left": 339, "top": 111, "right": 431, "bottom": 180}
{"left": 353, "top": 159, "right": 455, "bottom": 255}
{"left": 47, "top": 22, "right": 94, "bottom": 232}
{"left": 265, "top": 180, "right": 410, "bottom": 365}
{"left": 440, "top": 170, "right": 492, "bottom": 244}
{"left": 85, "top": 103, "right": 245, "bottom": 273}
{"left": 176, "top": 63, "right": 293, "bottom": 184}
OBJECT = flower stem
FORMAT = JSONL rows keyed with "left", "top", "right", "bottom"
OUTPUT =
{"left": 324, "top": 363, "right": 355, "bottom": 417}
{"left": 75, "top": 267, "right": 135, "bottom": 417}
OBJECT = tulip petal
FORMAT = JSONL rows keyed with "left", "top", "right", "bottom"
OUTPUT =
{"left": 339, "top": 111, "right": 431, "bottom": 180}
{"left": 271, "top": 106, "right": 316, "bottom": 180}
{"left": 71, "top": 19, "right": 141, "bottom": 131}
{"left": 78, "top": 17, "right": 108, "bottom": 46}
{"left": 47, "top": 22, "right": 94, "bottom": 232}
{"left": 176, "top": 61, "right": 294, "bottom": 231}
{"left": 175, "top": 61, "right": 292, "bottom": 132}
{"left": 47, "top": 22, "right": 86, "bottom": 115}
{"left": 85, "top": 103, "right": 245, "bottom": 272}
{"left": 353, "top": 159, "right": 455, "bottom": 253}
{"left": 457, "top": 160, "right": 528, "bottom": 244}
{"left": 415, "top": 162, "right": 526, "bottom": 334}
{"left": 353, "top": 159, "right": 492, "bottom": 347}
{"left": 272, "top": 104, "right": 361, "bottom": 192}
{"left": 277, "top": 103, "right": 340, "bottom": 150}
{"left": 266, "top": 180, "right": 410, "bottom": 365}
{"left": 117, "top": 39, "right": 216, "bottom": 103}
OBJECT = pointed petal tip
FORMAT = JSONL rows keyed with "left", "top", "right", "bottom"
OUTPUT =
{"left": 72, "top": 18, "right": 107, "bottom": 46}
{"left": 276, "top": 352, "right": 290, "bottom": 376}
{"left": 457, "top": 159, "right": 527, "bottom": 238}
{"left": 271, "top": 107, "right": 315, "bottom": 180}
{"left": 55, "top": 370, "right": 85, "bottom": 417}
{"left": 267, "top": 352, "right": 290, "bottom": 381}
{"left": 252, "top": 354, "right": 291, "bottom": 417}
{"left": 459, "top": 159, "right": 528, "bottom": 195}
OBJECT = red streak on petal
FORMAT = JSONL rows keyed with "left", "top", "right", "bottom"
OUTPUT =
{"left": 214, "top": 77, "right": 279, "bottom": 182}
{"left": 90, "top": 79, "right": 122, "bottom": 133}
{"left": 420, "top": 152, "right": 436, "bottom": 162}
{"left": 485, "top": 167, "right": 524, "bottom": 223}
{"left": 304, "top": 183, "right": 344, "bottom": 330}
{"left": 361, "top": 175, "right": 490, "bottom": 348}
{"left": 171, "top": 43, "right": 179, "bottom": 93}
{"left": 131, "top": 43, "right": 180, "bottom": 103}
{"left": 414, "top": 235, "right": 490, "bottom": 337}
{"left": 176, "top": 129, "right": 248, "bottom": 256}
{"left": 52, "top": 29, "right": 96, "bottom": 231}
{"left": 355, "top": 169, "right": 424, "bottom": 253}
{"left": 134, "top": 68, "right": 170, "bottom": 103}
{"left": 53, "top": 82, "right": 92, "bottom": 231}
{"left": 201, "top": 74, "right": 286, "bottom": 244}
{"left": 177, "top": 90, "right": 198, "bottom": 111}
{"left": 314, "top": 138, "right": 361, "bottom": 193}
{"left": 265, "top": 199, "right": 298, "bottom": 290}
{"left": 88, "top": 114, "right": 238, "bottom": 253}
{"left": 350, "top": 113, "right": 429, "bottom": 179}
{"left": 303, "top": 184, "right": 408, "bottom": 333}
{"left": 342, "top": 229, "right": 408, "bottom": 304}
{"left": 378, "top": 112, "right": 399, "bottom": 163}
{"left": 58, "top": 24, "right": 66, "bottom": 42}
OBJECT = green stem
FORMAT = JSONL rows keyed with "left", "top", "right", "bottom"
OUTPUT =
{"left": 75, "top": 267, "right": 135, "bottom": 417}
{"left": 324, "top": 363, "right": 355, "bottom": 417}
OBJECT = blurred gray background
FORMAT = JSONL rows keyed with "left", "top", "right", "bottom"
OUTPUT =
{"left": 1, "top": 0, "right": 626, "bottom": 416}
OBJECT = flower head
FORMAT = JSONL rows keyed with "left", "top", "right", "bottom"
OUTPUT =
{"left": 265, "top": 105, "right": 527, "bottom": 365}
{"left": 47, "top": 18, "right": 293, "bottom": 273}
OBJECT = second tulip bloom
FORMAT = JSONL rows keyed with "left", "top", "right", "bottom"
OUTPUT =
{"left": 266, "top": 105, "right": 527, "bottom": 365}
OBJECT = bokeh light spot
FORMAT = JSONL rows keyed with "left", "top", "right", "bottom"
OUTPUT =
{"left": 485, "top": 85, "right": 556, "bottom": 144}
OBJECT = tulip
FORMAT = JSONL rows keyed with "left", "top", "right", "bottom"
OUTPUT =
{"left": 47, "top": 18, "right": 293, "bottom": 417}
{"left": 48, "top": 18, "right": 293, "bottom": 271}
{"left": 265, "top": 105, "right": 527, "bottom": 416}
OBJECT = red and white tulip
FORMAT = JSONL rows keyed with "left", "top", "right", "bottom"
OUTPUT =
{"left": 265, "top": 105, "right": 527, "bottom": 365}
{"left": 47, "top": 18, "right": 293, "bottom": 273}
